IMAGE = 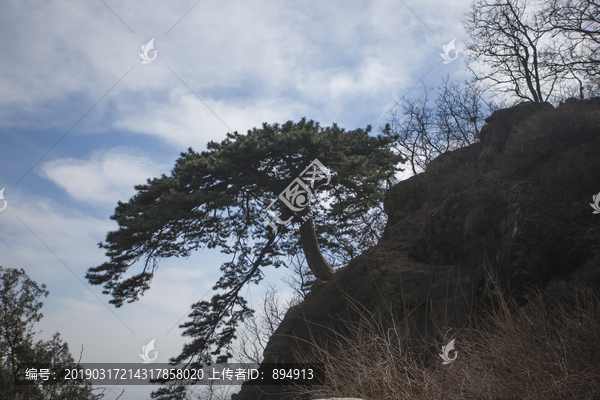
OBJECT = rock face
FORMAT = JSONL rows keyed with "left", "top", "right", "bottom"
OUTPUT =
{"left": 233, "top": 99, "right": 600, "bottom": 400}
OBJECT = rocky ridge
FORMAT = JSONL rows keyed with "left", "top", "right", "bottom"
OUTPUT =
{"left": 233, "top": 98, "right": 600, "bottom": 400}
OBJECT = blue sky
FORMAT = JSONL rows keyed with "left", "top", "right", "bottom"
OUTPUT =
{"left": 0, "top": 0, "right": 476, "bottom": 398}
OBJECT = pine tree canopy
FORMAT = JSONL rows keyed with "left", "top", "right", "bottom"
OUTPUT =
{"left": 85, "top": 118, "right": 404, "bottom": 366}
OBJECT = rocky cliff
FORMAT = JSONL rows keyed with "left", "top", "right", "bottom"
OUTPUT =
{"left": 233, "top": 98, "right": 600, "bottom": 400}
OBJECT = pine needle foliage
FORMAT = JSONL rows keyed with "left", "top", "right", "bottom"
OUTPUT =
{"left": 85, "top": 118, "right": 404, "bottom": 368}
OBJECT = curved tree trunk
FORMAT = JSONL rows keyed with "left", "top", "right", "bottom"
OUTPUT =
{"left": 298, "top": 215, "right": 335, "bottom": 281}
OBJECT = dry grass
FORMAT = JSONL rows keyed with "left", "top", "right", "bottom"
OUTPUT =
{"left": 290, "top": 269, "right": 600, "bottom": 400}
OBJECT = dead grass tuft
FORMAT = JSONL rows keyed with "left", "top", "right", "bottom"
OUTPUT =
{"left": 290, "top": 266, "right": 600, "bottom": 400}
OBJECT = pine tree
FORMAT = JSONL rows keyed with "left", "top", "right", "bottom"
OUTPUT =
{"left": 86, "top": 118, "right": 404, "bottom": 370}
{"left": 0, "top": 266, "right": 96, "bottom": 400}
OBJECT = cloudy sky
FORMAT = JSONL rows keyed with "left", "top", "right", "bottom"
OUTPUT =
{"left": 0, "top": 0, "right": 475, "bottom": 398}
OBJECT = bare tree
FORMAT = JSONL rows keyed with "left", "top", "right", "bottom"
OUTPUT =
{"left": 281, "top": 254, "right": 314, "bottom": 306}
{"left": 540, "top": 0, "right": 600, "bottom": 99}
{"left": 463, "top": 0, "right": 560, "bottom": 102}
{"left": 384, "top": 86, "right": 436, "bottom": 175}
{"left": 382, "top": 77, "right": 499, "bottom": 175}
{"left": 231, "top": 283, "right": 286, "bottom": 366}
{"left": 435, "top": 77, "right": 500, "bottom": 147}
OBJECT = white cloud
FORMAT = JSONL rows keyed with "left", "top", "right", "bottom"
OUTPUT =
{"left": 39, "top": 148, "right": 170, "bottom": 205}
{"left": 0, "top": 191, "right": 115, "bottom": 294}
{"left": 112, "top": 86, "right": 309, "bottom": 148}
{"left": 0, "top": 0, "right": 474, "bottom": 134}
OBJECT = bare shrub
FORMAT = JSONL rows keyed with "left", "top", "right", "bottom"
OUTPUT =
{"left": 382, "top": 76, "right": 498, "bottom": 176}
